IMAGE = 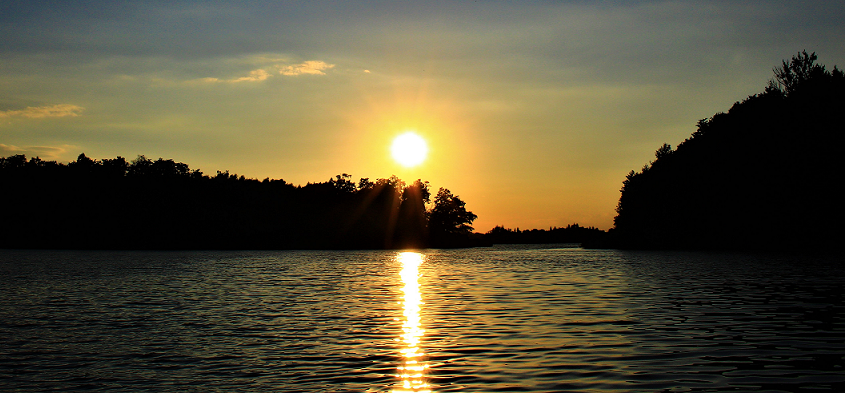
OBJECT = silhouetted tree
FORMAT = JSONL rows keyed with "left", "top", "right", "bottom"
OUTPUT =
{"left": 329, "top": 173, "right": 356, "bottom": 194}
{"left": 430, "top": 188, "right": 476, "bottom": 234}
{"left": 654, "top": 143, "right": 673, "bottom": 160}
{"left": 428, "top": 188, "right": 477, "bottom": 247}
{"left": 0, "top": 154, "right": 27, "bottom": 169}
{"left": 128, "top": 155, "right": 153, "bottom": 177}
{"left": 102, "top": 156, "right": 128, "bottom": 177}
{"left": 69, "top": 153, "right": 97, "bottom": 171}
{"left": 395, "top": 179, "right": 431, "bottom": 248}
{"left": 357, "top": 177, "right": 374, "bottom": 191}
{"left": 767, "top": 51, "right": 832, "bottom": 96}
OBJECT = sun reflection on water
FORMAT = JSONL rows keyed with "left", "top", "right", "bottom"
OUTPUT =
{"left": 393, "top": 251, "right": 431, "bottom": 393}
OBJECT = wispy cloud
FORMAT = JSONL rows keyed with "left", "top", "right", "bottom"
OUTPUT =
{"left": 232, "top": 69, "right": 271, "bottom": 82}
{"left": 193, "top": 60, "right": 335, "bottom": 84}
{"left": 279, "top": 60, "right": 335, "bottom": 76}
{"left": 0, "top": 144, "right": 24, "bottom": 154}
{"left": 0, "top": 104, "right": 84, "bottom": 118}
{"left": 194, "top": 68, "right": 272, "bottom": 84}
{"left": 0, "top": 144, "right": 76, "bottom": 161}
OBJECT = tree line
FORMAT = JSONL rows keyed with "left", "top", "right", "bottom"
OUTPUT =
{"left": 0, "top": 154, "right": 481, "bottom": 249}
{"left": 485, "top": 224, "right": 606, "bottom": 245}
{"left": 612, "top": 51, "right": 844, "bottom": 251}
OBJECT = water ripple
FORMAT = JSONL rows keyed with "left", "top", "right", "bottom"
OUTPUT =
{"left": 1, "top": 248, "right": 844, "bottom": 392}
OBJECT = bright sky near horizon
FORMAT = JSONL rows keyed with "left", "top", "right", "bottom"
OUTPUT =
{"left": 2, "top": 1, "right": 844, "bottom": 232}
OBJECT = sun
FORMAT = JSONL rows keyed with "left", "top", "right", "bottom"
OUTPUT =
{"left": 391, "top": 132, "right": 428, "bottom": 167}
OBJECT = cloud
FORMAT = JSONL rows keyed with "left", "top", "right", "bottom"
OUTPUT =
{"left": 232, "top": 69, "right": 271, "bottom": 82}
{"left": 279, "top": 60, "right": 335, "bottom": 76}
{"left": 0, "top": 144, "right": 24, "bottom": 154}
{"left": 193, "top": 68, "right": 271, "bottom": 84}
{"left": 192, "top": 60, "right": 334, "bottom": 84}
{"left": 0, "top": 144, "right": 75, "bottom": 161}
{"left": 0, "top": 104, "right": 84, "bottom": 118}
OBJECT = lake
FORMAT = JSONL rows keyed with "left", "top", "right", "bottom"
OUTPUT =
{"left": 1, "top": 246, "right": 843, "bottom": 392}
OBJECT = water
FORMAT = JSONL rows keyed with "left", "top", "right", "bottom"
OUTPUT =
{"left": 1, "top": 247, "right": 843, "bottom": 392}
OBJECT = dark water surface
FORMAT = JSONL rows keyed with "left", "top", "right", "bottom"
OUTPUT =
{"left": 1, "top": 247, "right": 843, "bottom": 392}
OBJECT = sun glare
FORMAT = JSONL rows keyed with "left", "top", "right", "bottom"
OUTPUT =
{"left": 391, "top": 132, "right": 428, "bottom": 168}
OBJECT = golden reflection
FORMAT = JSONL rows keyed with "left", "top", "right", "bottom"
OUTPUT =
{"left": 393, "top": 251, "right": 431, "bottom": 393}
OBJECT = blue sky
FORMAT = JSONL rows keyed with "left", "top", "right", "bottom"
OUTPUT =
{"left": 2, "top": 1, "right": 844, "bottom": 231}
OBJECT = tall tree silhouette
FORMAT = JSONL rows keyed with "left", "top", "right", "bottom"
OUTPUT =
{"left": 767, "top": 51, "right": 830, "bottom": 96}
{"left": 395, "top": 179, "right": 431, "bottom": 248}
{"left": 428, "top": 187, "right": 477, "bottom": 247}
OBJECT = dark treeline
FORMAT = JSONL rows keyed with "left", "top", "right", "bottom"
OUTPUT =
{"left": 485, "top": 224, "right": 607, "bottom": 245}
{"left": 0, "top": 154, "right": 480, "bottom": 250}
{"left": 613, "top": 51, "right": 844, "bottom": 251}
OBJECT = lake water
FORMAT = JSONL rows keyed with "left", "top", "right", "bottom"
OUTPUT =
{"left": 1, "top": 246, "right": 844, "bottom": 392}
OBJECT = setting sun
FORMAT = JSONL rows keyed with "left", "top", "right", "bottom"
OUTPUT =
{"left": 391, "top": 132, "right": 428, "bottom": 168}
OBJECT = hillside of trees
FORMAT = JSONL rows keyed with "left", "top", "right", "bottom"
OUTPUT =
{"left": 613, "top": 52, "right": 844, "bottom": 251}
{"left": 0, "top": 154, "right": 480, "bottom": 250}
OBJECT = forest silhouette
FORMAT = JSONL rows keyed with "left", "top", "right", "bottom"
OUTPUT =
{"left": 0, "top": 156, "right": 481, "bottom": 250}
{"left": 612, "top": 51, "right": 844, "bottom": 251}
{"left": 485, "top": 224, "right": 606, "bottom": 245}
{"left": 3, "top": 52, "right": 841, "bottom": 251}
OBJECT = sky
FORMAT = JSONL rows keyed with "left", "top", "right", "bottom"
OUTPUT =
{"left": 2, "top": 1, "right": 844, "bottom": 232}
